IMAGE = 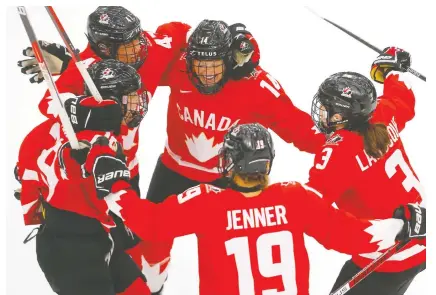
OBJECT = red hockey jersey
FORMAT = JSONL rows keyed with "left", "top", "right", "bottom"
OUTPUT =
{"left": 17, "top": 118, "right": 118, "bottom": 229}
{"left": 161, "top": 57, "right": 325, "bottom": 183}
{"left": 307, "top": 71, "right": 425, "bottom": 272}
{"left": 105, "top": 181, "right": 402, "bottom": 295}
{"left": 38, "top": 24, "right": 190, "bottom": 177}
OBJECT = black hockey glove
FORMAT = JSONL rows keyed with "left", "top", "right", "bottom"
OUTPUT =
{"left": 370, "top": 46, "right": 411, "bottom": 84}
{"left": 84, "top": 136, "right": 130, "bottom": 199}
{"left": 393, "top": 203, "right": 426, "bottom": 241}
{"left": 13, "top": 164, "right": 21, "bottom": 200}
{"left": 17, "top": 41, "right": 74, "bottom": 84}
{"left": 228, "top": 23, "right": 258, "bottom": 80}
{"left": 64, "top": 96, "right": 123, "bottom": 134}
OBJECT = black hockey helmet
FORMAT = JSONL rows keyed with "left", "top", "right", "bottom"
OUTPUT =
{"left": 186, "top": 19, "right": 233, "bottom": 94}
{"left": 311, "top": 72, "right": 377, "bottom": 134}
{"left": 87, "top": 59, "right": 147, "bottom": 128}
{"left": 86, "top": 6, "right": 147, "bottom": 69}
{"left": 218, "top": 123, "right": 275, "bottom": 178}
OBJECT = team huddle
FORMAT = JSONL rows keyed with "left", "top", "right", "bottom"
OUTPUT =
{"left": 14, "top": 6, "right": 426, "bottom": 295}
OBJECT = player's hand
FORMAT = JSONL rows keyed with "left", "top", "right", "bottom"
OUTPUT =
{"left": 370, "top": 46, "right": 411, "bottom": 84}
{"left": 393, "top": 204, "right": 426, "bottom": 241}
{"left": 84, "top": 136, "right": 131, "bottom": 199}
{"left": 17, "top": 40, "right": 74, "bottom": 84}
{"left": 228, "top": 23, "right": 260, "bottom": 80}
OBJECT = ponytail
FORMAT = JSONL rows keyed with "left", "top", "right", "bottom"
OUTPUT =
{"left": 358, "top": 123, "right": 390, "bottom": 159}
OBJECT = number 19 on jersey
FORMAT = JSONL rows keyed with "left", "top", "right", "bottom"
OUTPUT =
{"left": 225, "top": 231, "right": 297, "bottom": 295}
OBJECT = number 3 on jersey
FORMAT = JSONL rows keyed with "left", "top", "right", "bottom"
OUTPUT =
{"left": 385, "top": 149, "right": 425, "bottom": 202}
{"left": 225, "top": 231, "right": 296, "bottom": 295}
{"left": 316, "top": 147, "right": 333, "bottom": 170}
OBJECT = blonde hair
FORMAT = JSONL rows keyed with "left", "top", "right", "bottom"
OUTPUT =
{"left": 232, "top": 173, "right": 269, "bottom": 190}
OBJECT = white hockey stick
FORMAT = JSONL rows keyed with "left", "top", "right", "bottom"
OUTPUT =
{"left": 45, "top": 6, "right": 103, "bottom": 103}
{"left": 17, "top": 6, "right": 79, "bottom": 149}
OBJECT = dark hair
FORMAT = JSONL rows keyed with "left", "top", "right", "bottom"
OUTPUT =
{"left": 358, "top": 122, "right": 390, "bottom": 159}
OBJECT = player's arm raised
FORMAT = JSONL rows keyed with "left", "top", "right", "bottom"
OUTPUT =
{"left": 155, "top": 21, "right": 191, "bottom": 86}
{"left": 370, "top": 47, "right": 415, "bottom": 131}
{"left": 253, "top": 71, "right": 325, "bottom": 154}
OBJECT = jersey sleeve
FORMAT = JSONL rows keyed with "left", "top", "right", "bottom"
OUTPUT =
{"left": 252, "top": 70, "right": 325, "bottom": 154}
{"left": 286, "top": 183, "right": 402, "bottom": 255}
{"left": 155, "top": 22, "right": 191, "bottom": 86}
{"left": 39, "top": 56, "right": 97, "bottom": 119}
{"left": 105, "top": 183, "right": 216, "bottom": 241}
{"left": 306, "top": 138, "right": 354, "bottom": 205}
{"left": 372, "top": 71, "right": 416, "bottom": 132}
{"left": 17, "top": 121, "right": 53, "bottom": 225}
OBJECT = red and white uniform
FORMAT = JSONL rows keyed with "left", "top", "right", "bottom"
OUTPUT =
{"left": 307, "top": 71, "right": 425, "bottom": 272}
{"left": 16, "top": 118, "right": 117, "bottom": 229}
{"left": 105, "top": 181, "right": 401, "bottom": 295}
{"left": 161, "top": 57, "right": 325, "bottom": 183}
{"left": 38, "top": 23, "right": 190, "bottom": 177}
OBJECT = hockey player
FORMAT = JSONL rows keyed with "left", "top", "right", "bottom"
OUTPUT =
{"left": 17, "top": 9, "right": 258, "bottom": 193}
{"left": 17, "top": 10, "right": 262, "bottom": 293}
{"left": 81, "top": 123, "right": 425, "bottom": 295}
{"left": 17, "top": 6, "right": 191, "bottom": 192}
{"left": 148, "top": 19, "right": 324, "bottom": 202}
{"left": 136, "top": 19, "right": 325, "bottom": 291}
{"left": 16, "top": 60, "right": 150, "bottom": 295}
{"left": 307, "top": 47, "right": 426, "bottom": 294}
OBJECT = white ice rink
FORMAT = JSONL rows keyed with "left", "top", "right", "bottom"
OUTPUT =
{"left": 4, "top": 1, "right": 431, "bottom": 294}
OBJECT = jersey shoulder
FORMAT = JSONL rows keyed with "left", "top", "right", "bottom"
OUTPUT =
{"left": 267, "top": 181, "right": 306, "bottom": 197}
{"left": 154, "top": 22, "right": 191, "bottom": 39}
{"left": 323, "top": 130, "right": 362, "bottom": 151}
{"left": 237, "top": 66, "right": 286, "bottom": 101}
{"left": 175, "top": 183, "right": 224, "bottom": 205}
{"left": 20, "top": 120, "right": 60, "bottom": 153}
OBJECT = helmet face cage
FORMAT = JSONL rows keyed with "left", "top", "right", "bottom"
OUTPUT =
{"left": 311, "top": 92, "right": 349, "bottom": 134}
{"left": 87, "top": 7, "right": 148, "bottom": 69}
{"left": 186, "top": 20, "right": 232, "bottom": 94}
{"left": 187, "top": 58, "right": 228, "bottom": 94}
{"left": 94, "top": 32, "right": 147, "bottom": 69}
{"left": 121, "top": 91, "right": 148, "bottom": 128}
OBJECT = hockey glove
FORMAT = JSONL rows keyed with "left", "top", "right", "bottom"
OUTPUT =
{"left": 228, "top": 23, "right": 260, "bottom": 80}
{"left": 84, "top": 136, "right": 131, "bottom": 199}
{"left": 393, "top": 203, "right": 426, "bottom": 241}
{"left": 17, "top": 41, "right": 74, "bottom": 84}
{"left": 370, "top": 46, "right": 411, "bottom": 84}
{"left": 13, "top": 164, "right": 21, "bottom": 200}
{"left": 64, "top": 96, "right": 123, "bottom": 134}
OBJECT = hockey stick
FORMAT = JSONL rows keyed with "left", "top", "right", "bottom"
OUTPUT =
{"left": 45, "top": 6, "right": 103, "bottom": 102}
{"left": 17, "top": 6, "right": 80, "bottom": 149}
{"left": 305, "top": 7, "right": 426, "bottom": 82}
{"left": 330, "top": 240, "right": 410, "bottom": 295}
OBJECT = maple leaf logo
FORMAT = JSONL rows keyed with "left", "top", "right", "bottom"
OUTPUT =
{"left": 364, "top": 219, "right": 403, "bottom": 251}
{"left": 141, "top": 256, "right": 170, "bottom": 293}
{"left": 185, "top": 132, "right": 223, "bottom": 163}
{"left": 122, "top": 127, "right": 138, "bottom": 150}
{"left": 104, "top": 190, "right": 127, "bottom": 221}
